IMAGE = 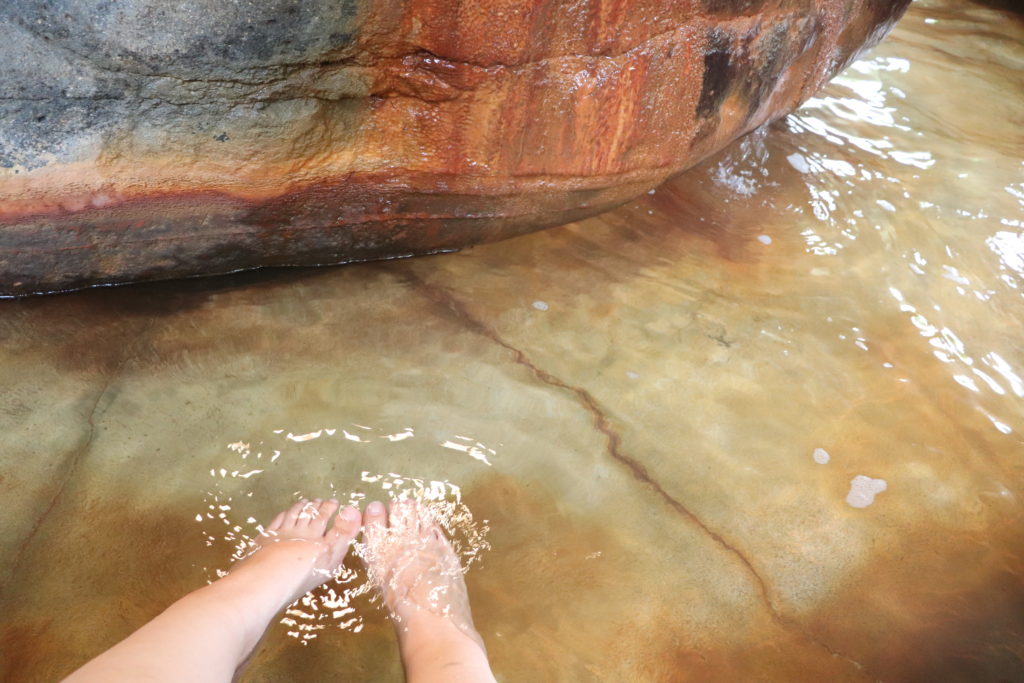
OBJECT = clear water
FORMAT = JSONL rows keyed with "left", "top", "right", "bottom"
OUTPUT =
{"left": 2, "top": 1, "right": 1022, "bottom": 680}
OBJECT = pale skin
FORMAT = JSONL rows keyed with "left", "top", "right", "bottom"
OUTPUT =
{"left": 64, "top": 498, "right": 497, "bottom": 683}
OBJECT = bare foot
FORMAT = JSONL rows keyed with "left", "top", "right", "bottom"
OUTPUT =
{"left": 361, "top": 499, "right": 496, "bottom": 682}
{"left": 64, "top": 498, "right": 364, "bottom": 683}
{"left": 232, "top": 497, "right": 362, "bottom": 608}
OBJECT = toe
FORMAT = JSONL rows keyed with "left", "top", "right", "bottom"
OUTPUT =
{"left": 434, "top": 524, "right": 457, "bottom": 552}
{"left": 265, "top": 510, "right": 285, "bottom": 533}
{"left": 417, "top": 504, "right": 437, "bottom": 539}
{"left": 389, "top": 499, "right": 416, "bottom": 533}
{"left": 301, "top": 498, "right": 323, "bottom": 526}
{"left": 325, "top": 506, "right": 361, "bottom": 566}
{"left": 363, "top": 500, "right": 388, "bottom": 543}
{"left": 429, "top": 521, "right": 447, "bottom": 542}
{"left": 319, "top": 499, "right": 339, "bottom": 520}
{"left": 316, "top": 499, "right": 340, "bottom": 534}
{"left": 282, "top": 498, "right": 309, "bottom": 529}
{"left": 399, "top": 499, "right": 430, "bottom": 538}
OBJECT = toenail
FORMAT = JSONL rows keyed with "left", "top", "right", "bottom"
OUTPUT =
{"left": 367, "top": 501, "right": 385, "bottom": 515}
{"left": 341, "top": 506, "right": 360, "bottom": 521}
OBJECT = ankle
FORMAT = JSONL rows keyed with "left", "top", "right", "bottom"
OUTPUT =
{"left": 220, "top": 557, "right": 305, "bottom": 609}
{"left": 393, "top": 611, "right": 491, "bottom": 679}
{"left": 400, "top": 636, "right": 495, "bottom": 683}
{"left": 399, "top": 630, "right": 484, "bottom": 663}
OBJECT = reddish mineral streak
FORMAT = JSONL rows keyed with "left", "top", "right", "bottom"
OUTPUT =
{"left": 0, "top": 0, "right": 910, "bottom": 296}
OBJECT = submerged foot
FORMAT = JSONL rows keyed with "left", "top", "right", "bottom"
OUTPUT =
{"left": 361, "top": 499, "right": 495, "bottom": 682}
{"left": 232, "top": 497, "right": 362, "bottom": 608}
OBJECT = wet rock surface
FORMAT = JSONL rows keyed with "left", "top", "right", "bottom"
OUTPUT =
{"left": 0, "top": 0, "right": 908, "bottom": 295}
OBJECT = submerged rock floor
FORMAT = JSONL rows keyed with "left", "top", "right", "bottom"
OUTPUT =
{"left": 1, "top": 1, "right": 1022, "bottom": 680}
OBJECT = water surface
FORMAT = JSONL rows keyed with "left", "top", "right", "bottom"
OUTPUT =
{"left": 1, "top": 1, "right": 1022, "bottom": 680}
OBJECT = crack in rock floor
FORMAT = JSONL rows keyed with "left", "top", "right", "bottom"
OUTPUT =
{"left": 398, "top": 266, "right": 871, "bottom": 676}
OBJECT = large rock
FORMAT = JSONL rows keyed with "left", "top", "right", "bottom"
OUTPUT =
{"left": 0, "top": 0, "right": 908, "bottom": 296}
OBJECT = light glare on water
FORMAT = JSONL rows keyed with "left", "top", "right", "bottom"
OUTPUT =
{"left": 0, "top": 1, "right": 1022, "bottom": 681}
{"left": 199, "top": 429, "right": 493, "bottom": 643}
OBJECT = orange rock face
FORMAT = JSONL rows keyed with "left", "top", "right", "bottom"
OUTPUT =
{"left": 0, "top": 0, "right": 909, "bottom": 296}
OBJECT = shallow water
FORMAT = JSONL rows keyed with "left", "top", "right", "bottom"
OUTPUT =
{"left": 1, "top": 0, "right": 1023, "bottom": 680}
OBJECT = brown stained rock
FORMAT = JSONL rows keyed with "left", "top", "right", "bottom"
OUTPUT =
{"left": 0, "top": 0, "right": 909, "bottom": 296}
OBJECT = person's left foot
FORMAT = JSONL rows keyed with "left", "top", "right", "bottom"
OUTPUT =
{"left": 230, "top": 497, "right": 362, "bottom": 608}
{"left": 361, "top": 499, "right": 486, "bottom": 653}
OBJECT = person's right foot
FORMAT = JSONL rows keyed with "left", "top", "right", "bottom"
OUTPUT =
{"left": 360, "top": 499, "right": 495, "bottom": 682}
{"left": 230, "top": 497, "right": 362, "bottom": 612}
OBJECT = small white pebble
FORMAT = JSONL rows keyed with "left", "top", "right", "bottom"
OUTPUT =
{"left": 626, "top": 371, "right": 639, "bottom": 380}
{"left": 647, "top": 188, "right": 657, "bottom": 195}
{"left": 812, "top": 448, "right": 830, "bottom": 464}
{"left": 532, "top": 300, "right": 549, "bottom": 311}
{"left": 846, "top": 475, "right": 887, "bottom": 508}
{"left": 757, "top": 234, "right": 773, "bottom": 245}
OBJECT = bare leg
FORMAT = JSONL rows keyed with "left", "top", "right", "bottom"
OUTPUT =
{"left": 361, "top": 499, "right": 497, "bottom": 683}
{"left": 65, "top": 498, "right": 361, "bottom": 683}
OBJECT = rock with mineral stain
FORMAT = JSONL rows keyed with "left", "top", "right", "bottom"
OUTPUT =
{"left": 0, "top": 0, "right": 909, "bottom": 296}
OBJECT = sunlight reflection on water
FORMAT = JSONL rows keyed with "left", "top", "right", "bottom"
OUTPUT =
{"left": 754, "top": 46, "right": 1023, "bottom": 434}
{"left": 196, "top": 429, "right": 492, "bottom": 643}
